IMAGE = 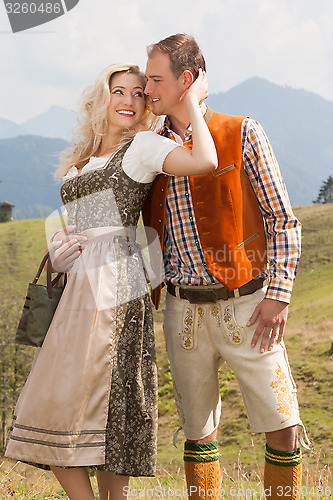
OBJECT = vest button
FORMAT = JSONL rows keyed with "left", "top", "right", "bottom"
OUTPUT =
{"left": 161, "top": 188, "right": 165, "bottom": 192}
{"left": 159, "top": 203, "right": 163, "bottom": 207}
{"left": 158, "top": 219, "right": 162, "bottom": 223}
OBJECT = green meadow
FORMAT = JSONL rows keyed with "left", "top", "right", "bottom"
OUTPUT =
{"left": 0, "top": 204, "right": 332, "bottom": 498}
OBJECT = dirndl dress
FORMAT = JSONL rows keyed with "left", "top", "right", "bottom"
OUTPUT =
{"left": 5, "top": 140, "right": 164, "bottom": 476}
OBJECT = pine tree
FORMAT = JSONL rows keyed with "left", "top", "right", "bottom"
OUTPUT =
{"left": 313, "top": 175, "right": 333, "bottom": 204}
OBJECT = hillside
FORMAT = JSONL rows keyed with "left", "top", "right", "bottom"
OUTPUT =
{"left": 0, "top": 205, "right": 332, "bottom": 490}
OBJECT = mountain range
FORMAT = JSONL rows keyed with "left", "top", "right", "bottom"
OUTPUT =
{"left": 207, "top": 77, "right": 333, "bottom": 207}
{"left": 0, "top": 105, "right": 75, "bottom": 141}
{"left": 0, "top": 136, "right": 68, "bottom": 219}
{"left": 0, "top": 77, "right": 332, "bottom": 218}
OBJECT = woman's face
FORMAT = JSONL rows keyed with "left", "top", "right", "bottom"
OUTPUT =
{"left": 107, "top": 72, "right": 146, "bottom": 133}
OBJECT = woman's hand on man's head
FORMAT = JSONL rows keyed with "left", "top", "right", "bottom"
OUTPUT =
{"left": 184, "top": 68, "right": 208, "bottom": 105}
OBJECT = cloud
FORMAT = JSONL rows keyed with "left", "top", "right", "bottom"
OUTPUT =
{"left": 196, "top": 0, "right": 333, "bottom": 96}
{"left": 0, "top": 0, "right": 332, "bottom": 123}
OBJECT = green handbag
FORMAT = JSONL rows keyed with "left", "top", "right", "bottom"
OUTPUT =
{"left": 16, "top": 253, "right": 66, "bottom": 347}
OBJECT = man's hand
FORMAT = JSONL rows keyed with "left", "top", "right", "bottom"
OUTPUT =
{"left": 48, "top": 225, "right": 87, "bottom": 273}
{"left": 247, "top": 298, "right": 289, "bottom": 353}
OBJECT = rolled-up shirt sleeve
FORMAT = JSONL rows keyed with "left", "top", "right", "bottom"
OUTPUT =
{"left": 242, "top": 118, "right": 301, "bottom": 303}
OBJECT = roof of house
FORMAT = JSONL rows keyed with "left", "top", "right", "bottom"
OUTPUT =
{"left": 0, "top": 201, "right": 15, "bottom": 207}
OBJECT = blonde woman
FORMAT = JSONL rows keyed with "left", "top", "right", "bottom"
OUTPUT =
{"left": 6, "top": 63, "right": 217, "bottom": 500}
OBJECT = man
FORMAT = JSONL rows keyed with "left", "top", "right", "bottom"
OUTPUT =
{"left": 143, "top": 34, "right": 309, "bottom": 500}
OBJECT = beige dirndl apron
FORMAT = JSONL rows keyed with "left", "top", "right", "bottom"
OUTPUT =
{"left": 5, "top": 227, "right": 157, "bottom": 472}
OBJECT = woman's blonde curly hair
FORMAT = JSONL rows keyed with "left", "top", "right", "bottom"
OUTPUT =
{"left": 55, "top": 63, "right": 157, "bottom": 179}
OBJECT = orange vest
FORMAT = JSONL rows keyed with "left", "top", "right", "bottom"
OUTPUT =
{"left": 142, "top": 108, "right": 267, "bottom": 309}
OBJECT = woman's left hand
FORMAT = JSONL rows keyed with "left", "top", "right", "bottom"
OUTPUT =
{"left": 48, "top": 238, "right": 83, "bottom": 273}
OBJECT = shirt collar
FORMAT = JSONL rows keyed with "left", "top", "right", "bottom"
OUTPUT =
{"left": 160, "top": 103, "right": 207, "bottom": 145}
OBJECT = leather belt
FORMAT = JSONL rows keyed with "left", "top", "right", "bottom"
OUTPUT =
{"left": 167, "top": 278, "right": 268, "bottom": 304}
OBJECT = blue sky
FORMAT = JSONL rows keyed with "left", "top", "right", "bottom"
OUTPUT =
{"left": 1, "top": 0, "right": 333, "bottom": 123}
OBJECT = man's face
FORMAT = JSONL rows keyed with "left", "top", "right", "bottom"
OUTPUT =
{"left": 145, "top": 52, "right": 185, "bottom": 116}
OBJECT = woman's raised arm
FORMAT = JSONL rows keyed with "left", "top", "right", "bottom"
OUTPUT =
{"left": 162, "top": 69, "right": 218, "bottom": 176}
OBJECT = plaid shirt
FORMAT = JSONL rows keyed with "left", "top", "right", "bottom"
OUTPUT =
{"left": 159, "top": 111, "right": 301, "bottom": 304}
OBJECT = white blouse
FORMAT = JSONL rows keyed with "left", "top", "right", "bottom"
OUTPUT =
{"left": 63, "top": 131, "right": 181, "bottom": 183}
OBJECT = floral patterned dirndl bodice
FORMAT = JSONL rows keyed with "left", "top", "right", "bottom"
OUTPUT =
{"left": 60, "top": 142, "right": 152, "bottom": 232}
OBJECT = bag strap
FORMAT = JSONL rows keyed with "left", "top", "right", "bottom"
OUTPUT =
{"left": 52, "top": 271, "right": 67, "bottom": 287}
{"left": 32, "top": 253, "right": 49, "bottom": 284}
{"left": 33, "top": 252, "right": 66, "bottom": 299}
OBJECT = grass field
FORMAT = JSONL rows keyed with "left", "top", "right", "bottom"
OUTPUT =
{"left": 0, "top": 204, "right": 332, "bottom": 498}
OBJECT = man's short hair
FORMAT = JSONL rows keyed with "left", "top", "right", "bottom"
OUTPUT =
{"left": 147, "top": 33, "right": 206, "bottom": 79}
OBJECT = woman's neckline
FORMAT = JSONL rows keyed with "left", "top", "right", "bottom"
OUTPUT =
{"left": 94, "top": 143, "right": 124, "bottom": 159}
{"left": 65, "top": 142, "right": 128, "bottom": 180}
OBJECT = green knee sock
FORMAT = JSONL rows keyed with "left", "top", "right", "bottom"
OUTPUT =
{"left": 184, "top": 440, "right": 220, "bottom": 463}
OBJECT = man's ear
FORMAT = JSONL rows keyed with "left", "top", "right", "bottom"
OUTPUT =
{"left": 182, "top": 70, "right": 195, "bottom": 90}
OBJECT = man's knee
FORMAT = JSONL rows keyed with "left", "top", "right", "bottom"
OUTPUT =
{"left": 266, "top": 424, "right": 299, "bottom": 451}
{"left": 187, "top": 428, "right": 218, "bottom": 445}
